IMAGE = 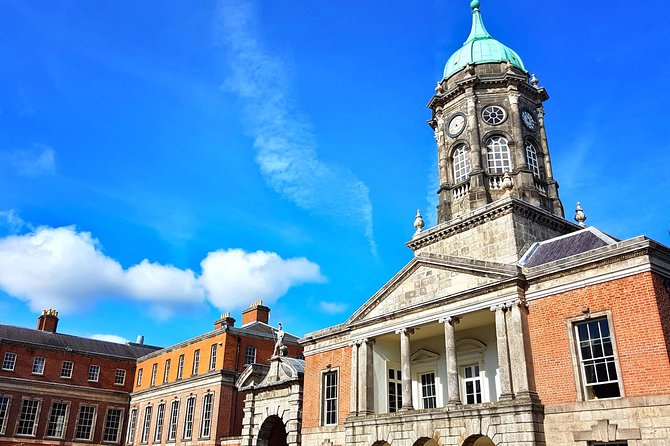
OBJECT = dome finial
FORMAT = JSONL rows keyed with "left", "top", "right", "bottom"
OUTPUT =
{"left": 574, "top": 202, "right": 587, "bottom": 227}
{"left": 470, "top": 0, "right": 480, "bottom": 10}
{"left": 413, "top": 209, "right": 425, "bottom": 236}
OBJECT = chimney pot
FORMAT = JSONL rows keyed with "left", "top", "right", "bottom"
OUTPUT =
{"left": 241, "top": 300, "right": 270, "bottom": 325}
{"left": 37, "top": 309, "right": 59, "bottom": 333}
{"left": 136, "top": 335, "right": 145, "bottom": 345}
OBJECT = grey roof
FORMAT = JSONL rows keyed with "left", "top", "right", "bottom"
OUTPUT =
{"left": 519, "top": 227, "right": 618, "bottom": 268}
{"left": 234, "top": 321, "right": 301, "bottom": 344}
{"left": 0, "top": 324, "right": 161, "bottom": 359}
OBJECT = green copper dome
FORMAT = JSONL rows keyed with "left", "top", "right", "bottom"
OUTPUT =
{"left": 443, "top": 1, "right": 525, "bottom": 80}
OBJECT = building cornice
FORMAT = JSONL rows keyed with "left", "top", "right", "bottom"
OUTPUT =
{"left": 130, "top": 370, "right": 238, "bottom": 400}
{"left": 0, "top": 376, "right": 130, "bottom": 401}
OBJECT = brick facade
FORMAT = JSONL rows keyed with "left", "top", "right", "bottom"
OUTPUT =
{"left": 302, "top": 345, "right": 351, "bottom": 429}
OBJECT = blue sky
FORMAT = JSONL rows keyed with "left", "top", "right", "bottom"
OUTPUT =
{"left": 0, "top": 0, "right": 668, "bottom": 347}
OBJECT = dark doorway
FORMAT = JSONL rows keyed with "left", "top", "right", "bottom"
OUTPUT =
{"left": 258, "top": 415, "right": 287, "bottom": 446}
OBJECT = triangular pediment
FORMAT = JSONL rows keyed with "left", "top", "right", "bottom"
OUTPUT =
{"left": 347, "top": 254, "right": 516, "bottom": 325}
{"left": 410, "top": 348, "right": 440, "bottom": 363}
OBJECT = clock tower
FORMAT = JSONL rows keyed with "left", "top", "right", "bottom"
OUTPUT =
{"left": 428, "top": 0, "right": 564, "bottom": 223}
{"left": 408, "top": 0, "right": 577, "bottom": 263}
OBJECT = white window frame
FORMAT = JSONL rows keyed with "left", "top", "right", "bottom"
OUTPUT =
{"left": 154, "top": 403, "right": 165, "bottom": 443}
{"left": 0, "top": 395, "right": 11, "bottom": 435}
{"left": 386, "top": 364, "right": 402, "bottom": 413}
{"left": 461, "top": 364, "right": 483, "bottom": 404}
{"left": 525, "top": 140, "right": 540, "bottom": 177}
{"left": 321, "top": 369, "right": 338, "bottom": 426}
{"left": 182, "top": 396, "right": 195, "bottom": 439}
{"left": 140, "top": 405, "right": 152, "bottom": 444}
{"left": 485, "top": 136, "right": 512, "bottom": 174}
{"left": 452, "top": 144, "right": 471, "bottom": 184}
{"left": 2, "top": 352, "right": 16, "bottom": 371}
{"left": 32, "top": 357, "right": 45, "bottom": 375}
{"left": 16, "top": 398, "right": 41, "bottom": 436}
{"left": 167, "top": 400, "right": 180, "bottom": 441}
{"left": 126, "top": 408, "right": 138, "bottom": 444}
{"left": 88, "top": 364, "right": 100, "bottom": 382}
{"left": 150, "top": 363, "right": 157, "bottom": 387}
{"left": 102, "top": 407, "right": 124, "bottom": 444}
{"left": 567, "top": 312, "right": 624, "bottom": 401}
{"left": 177, "top": 355, "right": 184, "bottom": 380}
{"left": 45, "top": 401, "right": 69, "bottom": 438}
{"left": 136, "top": 368, "right": 143, "bottom": 386}
{"left": 192, "top": 350, "right": 200, "bottom": 376}
{"left": 163, "top": 359, "right": 171, "bottom": 383}
{"left": 114, "top": 368, "right": 126, "bottom": 386}
{"left": 209, "top": 343, "right": 217, "bottom": 370}
{"left": 200, "top": 393, "right": 213, "bottom": 439}
{"left": 74, "top": 404, "right": 97, "bottom": 440}
{"left": 244, "top": 345, "right": 256, "bottom": 365}
{"left": 60, "top": 361, "right": 73, "bottom": 379}
{"left": 456, "top": 338, "right": 489, "bottom": 404}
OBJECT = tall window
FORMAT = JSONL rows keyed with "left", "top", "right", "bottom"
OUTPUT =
{"left": 0, "top": 396, "right": 10, "bottom": 434}
{"left": 244, "top": 345, "right": 256, "bottom": 365}
{"left": 46, "top": 402, "right": 69, "bottom": 438}
{"left": 103, "top": 408, "right": 123, "bottom": 443}
{"left": 209, "top": 344, "right": 218, "bottom": 370}
{"left": 75, "top": 405, "right": 96, "bottom": 440}
{"left": 177, "top": 355, "right": 185, "bottom": 380}
{"left": 17, "top": 399, "right": 40, "bottom": 436}
{"left": 463, "top": 364, "right": 482, "bottom": 404}
{"left": 2, "top": 352, "right": 16, "bottom": 371}
{"left": 163, "top": 359, "right": 171, "bottom": 383}
{"left": 183, "top": 397, "right": 195, "bottom": 439}
{"left": 32, "top": 357, "right": 45, "bottom": 375}
{"left": 126, "top": 408, "right": 138, "bottom": 444}
{"left": 88, "top": 364, "right": 100, "bottom": 382}
{"left": 192, "top": 350, "right": 200, "bottom": 376}
{"left": 150, "top": 363, "right": 158, "bottom": 387}
{"left": 485, "top": 136, "right": 511, "bottom": 174}
{"left": 168, "top": 400, "right": 180, "bottom": 441}
{"left": 136, "top": 369, "right": 143, "bottom": 386}
{"left": 525, "top": 141, "right": 540, "bottom": 177}
{"left": 322, "top": 370, "right": 338, "bottom": 426}
{"left": 452, "top": 145, "right": 471, "bottom": 183}
{"left": 154, "top": 403, "right": 165, "bottom": 443}
{"left": 200, "top": 393, "right": 213, "bottom": 439}
{"left": 60, "top": 361, "right": 73, "bottom": 378}
{"left": 420, "top": 372, "right": 437, "bottom": 409}
{"left": 575, "top": 317, "right": 621, "bottom": 399}
{"left": 387, "top": 368, "right": 402, "bottom": 413}
{"left": 114, "top": 369, "right": 126, "bottom": 385}
{"left": 141, "top": 405, "right": 152, "bottom": 443}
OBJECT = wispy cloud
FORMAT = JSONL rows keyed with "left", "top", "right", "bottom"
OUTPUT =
{"left": 424, "top": 157, "right": 439, "bottom": 227}
{"left": 0, "top": 225, "right": 325, "bottom": 317}
{"left": 0, "top": 209, "right": 34, "bottom": 235}
{"left": 319, "top": 300, "right": 348, "bottom": 315}
{"left": 3, "top": 144, "right": 56, "bottom": 177}
{"left": 215, "top": 0, "right": 377, "bottom": 255}
{"left": 90, "top": 334, "right": 129, "bottom": 344}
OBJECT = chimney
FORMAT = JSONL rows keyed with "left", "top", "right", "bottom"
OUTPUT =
{"left": 37, "top": 309, "right": 59, "bottom": 333}
{"left": 136, "top": 335, "right": 145, "bottom": 345}
{"left": 214, "top": 312, "right": 236, "bottom": 331}
{"left": 241, "top": 300, "right": 270, "bottom": 325}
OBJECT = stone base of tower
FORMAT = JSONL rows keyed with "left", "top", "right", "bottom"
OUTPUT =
{"left": 408, "top": 196, "right": 579, "bottom": 264}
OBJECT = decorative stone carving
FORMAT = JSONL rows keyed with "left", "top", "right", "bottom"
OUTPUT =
{"left": 273, "top": 322, "right": 287, "bottom": 357}
{"left": 574, "top": 202, "right": 587, "bottom": 227}
{"left": 414, "top": 210, "right": 425, "bottom": 235}
{"left": 573, "top": 419, "right": 641, "bottom": 442}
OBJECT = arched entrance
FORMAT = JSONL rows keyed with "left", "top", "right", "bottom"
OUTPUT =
{"left": 257, "top": 415, "right": 287, "bottom": 446}
{"left": 413, "top": 439, "right": 439, "bottom": 446}
{"left": 462, "top": 435, "right": 495, "bottom": 446}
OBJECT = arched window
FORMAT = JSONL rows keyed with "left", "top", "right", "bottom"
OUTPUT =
{"left": 525, "top": 141, "right": 540, "bottom": 178}
{"left": 452, "top": 145, "right": 471, "bottom": 183}
{"left": 485, "top": 136, "right": 511, "bottom": 174}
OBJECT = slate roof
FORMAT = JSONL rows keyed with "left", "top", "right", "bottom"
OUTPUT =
{"left": 0, "top": 324, "right": 161, "bottom": 359}
{"left": 233, "top": 321, "right": 301, "bottom": 344}
{"left": 519, "top": 227, "right": 618, "bottom": 268}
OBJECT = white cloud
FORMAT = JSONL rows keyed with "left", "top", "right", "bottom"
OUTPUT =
{"left": 216, "top": 0, "right": 377, "bottom": 255}
{"left": 5, "top": 144, "right": 56, "bottom": 177}
{"left": 319, "top": 301, "right": 348, "bottom": 315}
{"left": 200, "top": 249, "right": 325, "bottom": 310}
{"left": 0, "top": 225, "right": 325, "bottom": 317}
{"left": 90, "top": 334, "right": 128, "bottom": 344}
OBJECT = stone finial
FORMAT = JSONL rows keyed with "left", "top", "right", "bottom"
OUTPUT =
{"left": 530, "top": 73, "right": 539, "bottom": 87}
{"left": 574, "top": 202, "right": 587, "bottom": 227}
{"left": 502, "top": 172, "right": 513, "bottom": 193}
{"left": 413, "top": 209, "right": 425, "bottom": 235}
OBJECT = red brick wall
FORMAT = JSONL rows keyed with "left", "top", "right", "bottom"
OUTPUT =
{"left": 303, "top": 345, "right": 351, "bottom": 428}
{"left": 528, "top": 272, "right": 670, "bottom": 405}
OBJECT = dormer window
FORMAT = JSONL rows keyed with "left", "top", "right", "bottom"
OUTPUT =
{"left": 452, "top": 145, "right": 471, "bottom": 183}
{"left": 485, "top": 136, "right": 511, "bottom": 174}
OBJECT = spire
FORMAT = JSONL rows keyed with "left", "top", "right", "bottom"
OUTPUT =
{"left": 465, "top": 0, "right": 491, "bottom": 44}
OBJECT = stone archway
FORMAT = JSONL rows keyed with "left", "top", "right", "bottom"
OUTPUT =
{"left": 413, "top": 438, "right": 439, "bottom": 446}
{"left": 257, "top": 415, "right": 287, "bottom": 446}
{"left": 372, "top": 442, "right": 391, "bottom": 446}
{"left": 462, "top": 434, "right": 495, "bottom": 446}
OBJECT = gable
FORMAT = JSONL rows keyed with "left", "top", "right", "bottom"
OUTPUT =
{"left": 348, "top": 254, "right": 516, "bottom": 324}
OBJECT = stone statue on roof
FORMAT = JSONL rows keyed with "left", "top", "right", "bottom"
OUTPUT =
{"left": 273, "top": 322, "right": 287, "bottom": 357}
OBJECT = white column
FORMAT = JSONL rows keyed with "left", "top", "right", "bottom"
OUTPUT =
{"left": 358, "top": 338, "right": 375, "bottom": 414}
{"left": 440, "top": 316, "right": 461, "bottom": 404}
{"left": 350, "top": 341, "right": 359, "bottom": 415}
{"left": 395, "top": 327, "right": 415, "bottom": 410}
{"left": 491, "top": 304, "right": 514, "bottom": 400}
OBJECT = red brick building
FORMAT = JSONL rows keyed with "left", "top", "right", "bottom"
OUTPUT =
{"left": 127, "top": 301, "right": 302, "bottom": 446}
{"left": 0, "top": 309, "right": 160, "bottom": 446}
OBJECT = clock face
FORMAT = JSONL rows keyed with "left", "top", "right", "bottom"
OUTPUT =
{"left": 521, "top": 110, "right": 537, "bottom": 131}
{"left": 447, "top": 114, "right": 466, "bottom": 137}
